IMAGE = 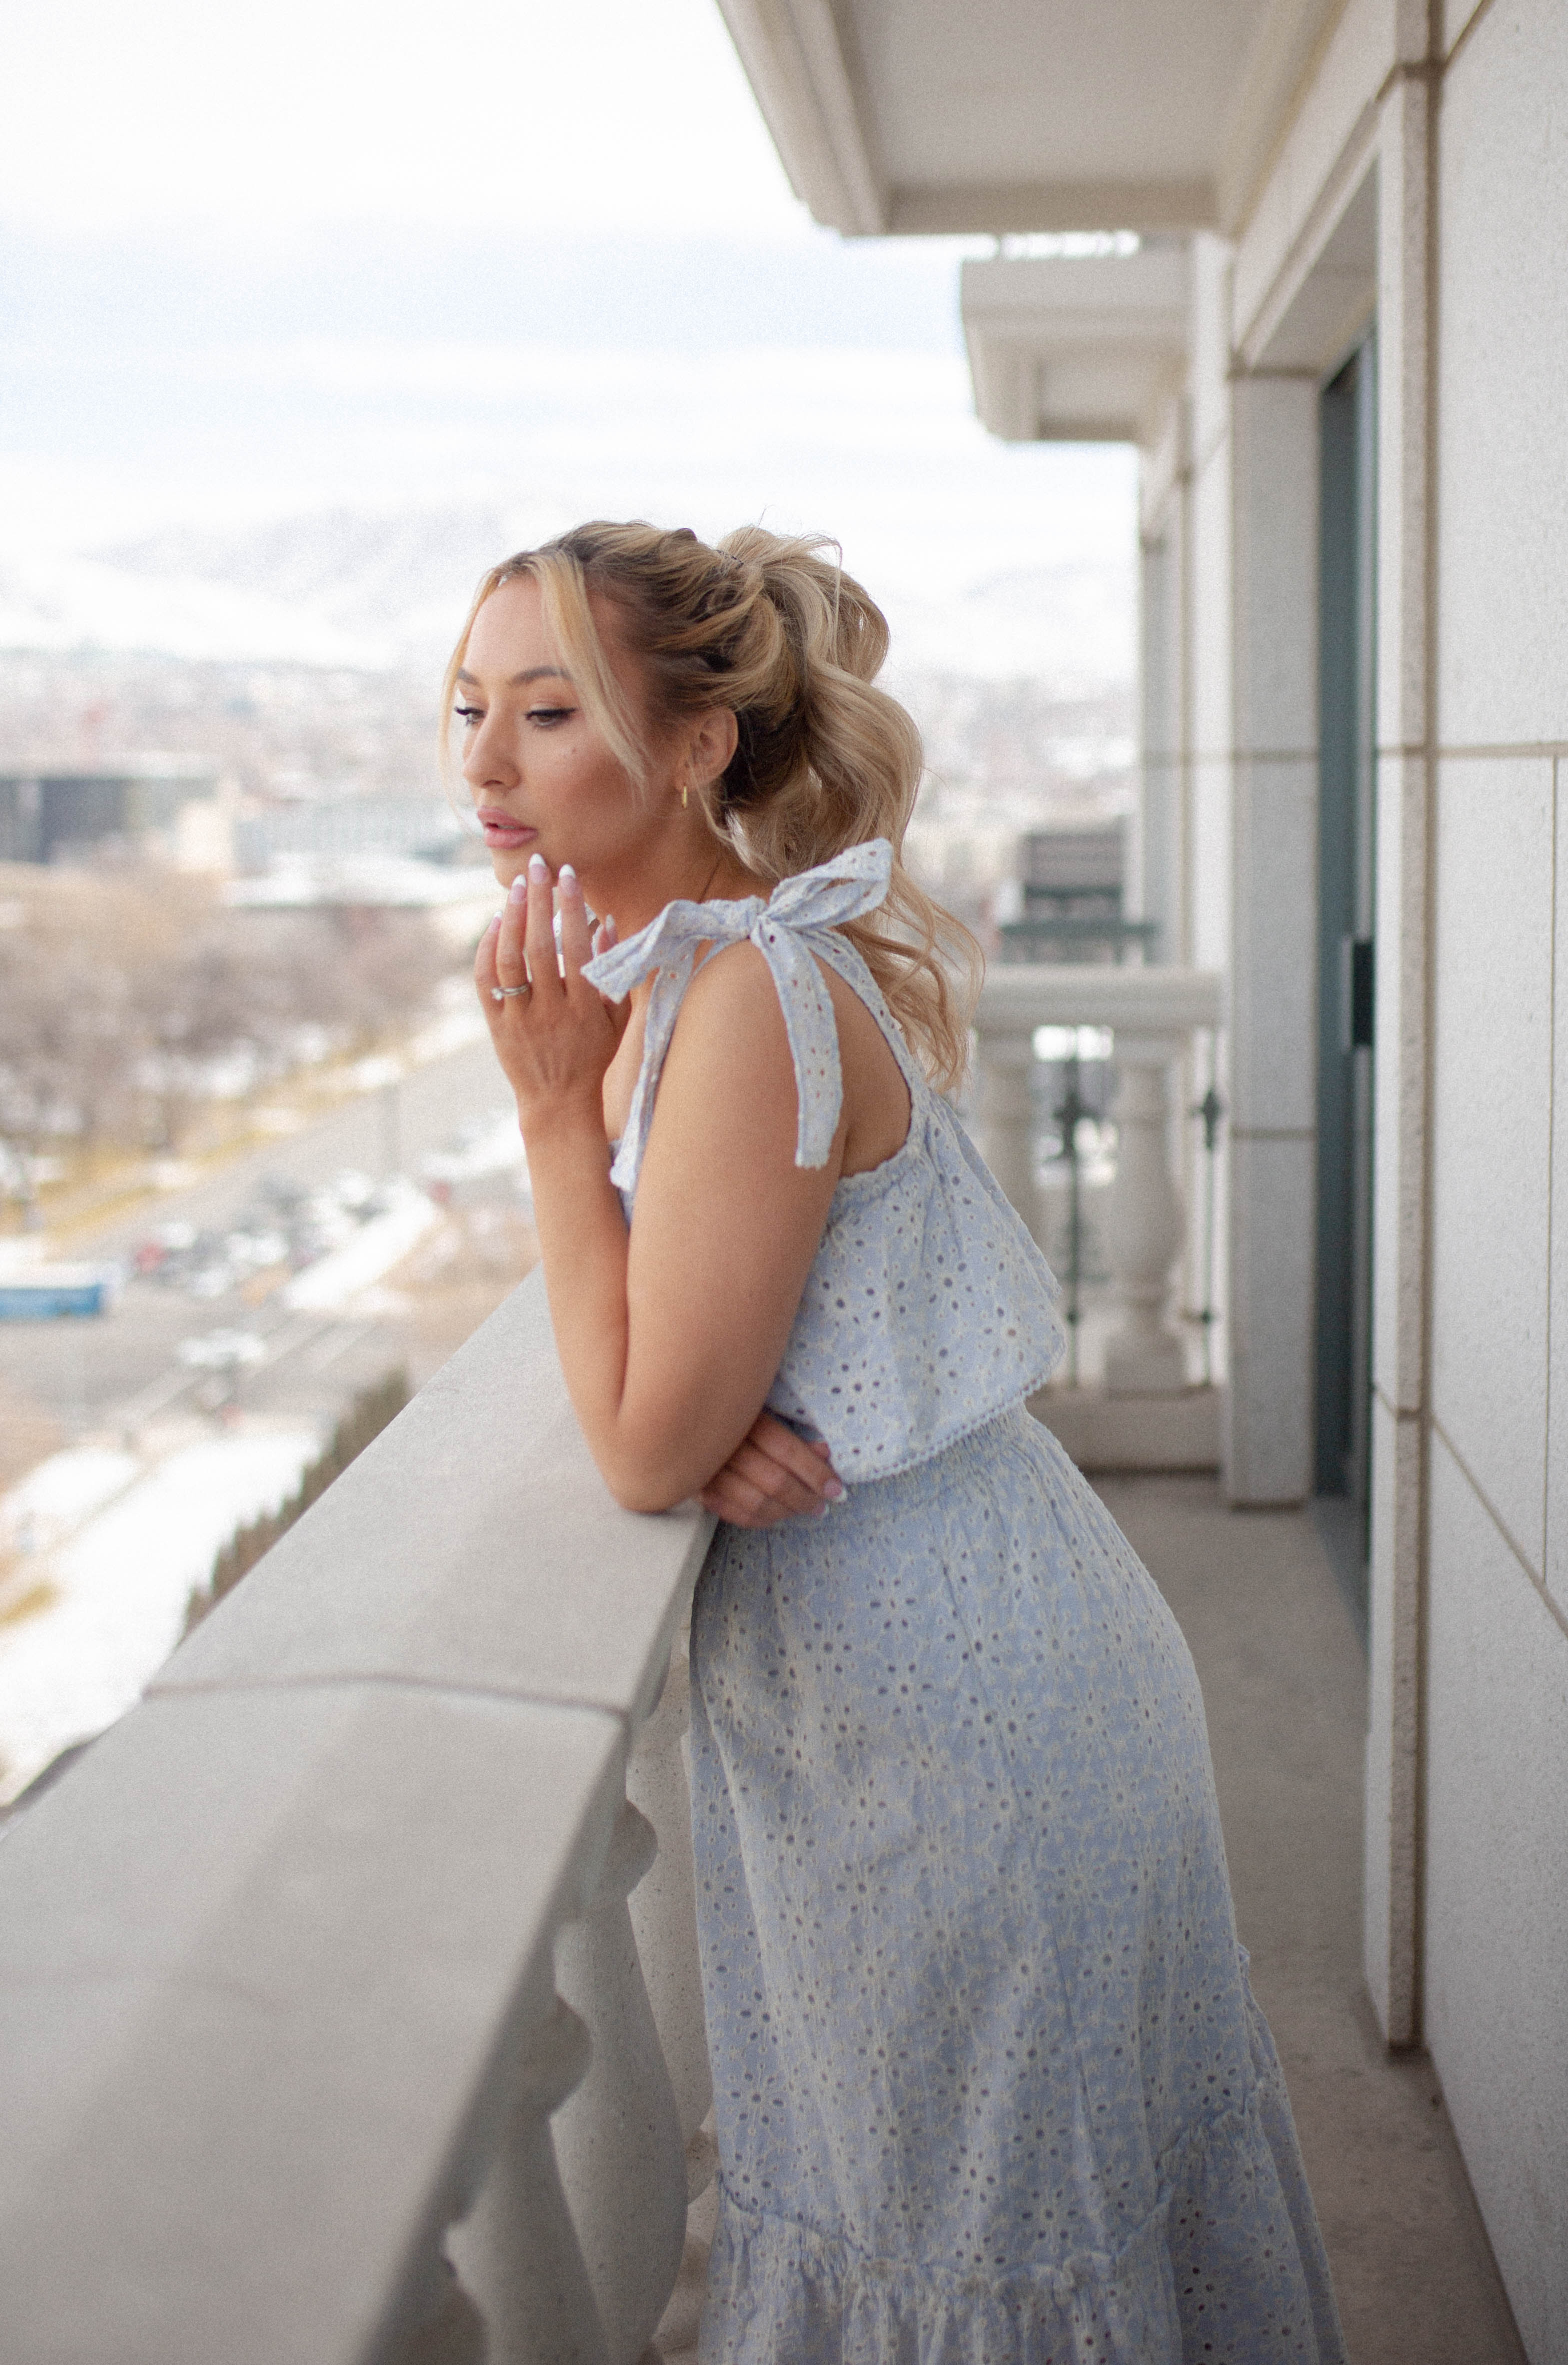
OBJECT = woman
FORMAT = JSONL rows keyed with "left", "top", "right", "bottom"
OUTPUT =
{"left": 455, "top": 521, "right": 1345, "bottom": 2364}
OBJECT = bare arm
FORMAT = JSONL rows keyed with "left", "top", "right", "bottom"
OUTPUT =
{"left": 478, "top": 861, "right": 846, "bottom": 1513}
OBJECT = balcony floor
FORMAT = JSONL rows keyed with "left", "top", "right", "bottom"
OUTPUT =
{"left": 1098, "top": 1473, "right": 1527, "bottom": 2365}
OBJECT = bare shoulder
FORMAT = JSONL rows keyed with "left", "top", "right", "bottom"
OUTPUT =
{"left": 658, "top": 940, "right": 798, "bottom": 1111}
{"left": 672, "top": 938, "right": 792, "bottom": 1050}
{"left": 673, "top": 938, "right": 889, "bottom": 1065}
{"left": 672, "top": 936, "right": 909, "bottom": 1175}
{"left": 646, "top": 940, "right": 821, "bottom": 1187}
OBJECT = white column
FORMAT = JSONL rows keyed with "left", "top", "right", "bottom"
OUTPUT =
{"left": 625, "top": 1632, "right": 712, "bottom": 2159}
{"left": 446, "top": 1999, "right": 610, "bottom": 2365}
{"left": 1365, "top": 55, "right": 1435, "bottom": 2049}
{"left": 972, "top": 1022, "right": 1041, "bottom": 1242}
{"left": 1103, "top": 1035, "right": 1188, "bottom": 1394}
{"left": 445, "top": 1787, "right": 690, "bottom": 2365}
{"left": 1224, "top": 368, "right": 1319, "bottom": 1503}
{"left": 397, "top": 2264, "right": 487, "bottom": 2365}
{"left": 627, "top": 1629, "right": 718, "bottom": 2360}
{"left": 551, "top": 1801, "right": 690, "bottom": 2365}
{"left": 1138, "top": 516, "right": 1185, "bottom": 968}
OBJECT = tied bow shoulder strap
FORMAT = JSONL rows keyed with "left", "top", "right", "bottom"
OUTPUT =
{"left": 582, "top": 838, "right": 894, "bottom": 1196}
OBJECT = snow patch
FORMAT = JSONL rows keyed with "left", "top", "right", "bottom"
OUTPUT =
{"left": 0, "top": 1427, "right": 320, "bottom": 1805}
{"left": 280, "top": 1180, "right": 440, "bottom": 1312}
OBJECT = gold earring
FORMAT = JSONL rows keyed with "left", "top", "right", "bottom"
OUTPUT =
{"left": 680, "top": 778, "right": 690, "bottom": 809}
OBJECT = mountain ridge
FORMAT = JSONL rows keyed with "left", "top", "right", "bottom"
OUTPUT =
{"left": 3, "top": 507, "right": 1133, "bottom": 690}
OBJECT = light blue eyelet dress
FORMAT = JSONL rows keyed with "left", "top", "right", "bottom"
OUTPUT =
{"left": 584, "top": 842, "right": 1345, "bottom": 2365}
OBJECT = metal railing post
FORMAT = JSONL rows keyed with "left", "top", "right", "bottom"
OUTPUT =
{"left": 1052, "top": 1053, "right": 1087, "bottom": 1386}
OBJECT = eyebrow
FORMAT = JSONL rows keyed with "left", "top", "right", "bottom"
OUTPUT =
{"left": 455, "top": 665, "right": 574, "bottom": 687}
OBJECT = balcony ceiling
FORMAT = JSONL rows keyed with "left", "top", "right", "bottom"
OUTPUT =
{"left": 961, "top": 248, "right": 1191, "bottom": 445}
{"left": 717, "top": 0, "right": 1339, "bottom": 236}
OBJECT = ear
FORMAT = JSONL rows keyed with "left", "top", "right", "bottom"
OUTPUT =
{"left": 690, "top": 705, "right": 739, "bottom": 787}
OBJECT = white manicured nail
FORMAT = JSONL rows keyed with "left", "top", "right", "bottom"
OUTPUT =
{"left": 559, "top": 862, "right": 577, "bottom": 888}
{"left": 528, "top": 852, "right": 548, "bottom": 878}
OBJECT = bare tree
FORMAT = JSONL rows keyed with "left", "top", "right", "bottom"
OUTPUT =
{"left": 0, "top": 863, "right": 457, "bottom": 1187}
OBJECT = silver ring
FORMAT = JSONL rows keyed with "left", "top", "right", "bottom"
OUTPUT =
{"left": 491, "top": 982, "right": 530, "bottom": 1001}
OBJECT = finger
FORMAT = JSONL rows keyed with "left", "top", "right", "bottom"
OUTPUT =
{"left": 744, "top": 1412, "right": 844, "bottom": 1502}
{"left": 726, "top": 1439, "right": 826, "bottom": 1519}
{"left": 699, "top": 1481, "right": 790, "bottom": 1529}
{"left": 495, "top": 874, "right": 529, "bottom": 992}
{"left": 727, "top": 1454, "right": 817, "bottom": 1519}
{"left": 557, "top": 864, "right": 596, "bottom": 982}
{"left": 699, "top": 1469, "right": 776, "bottom": 1525}
{"left": 523, "top": 852, "right": 560, "bottom": 991}
{"left": 588, "top": 913, "right": 633, "bottom": 1050}
{"left": 474, "top": 912, "right": 502, "bottom": 998}
{"left": 699, "top": 1483, "right": 755, "bottom": 1523}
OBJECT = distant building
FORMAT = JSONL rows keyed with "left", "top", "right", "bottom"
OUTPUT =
{"left": 234, "top": 794, "right": 463, "bottom": 873}
{"left": 0, "top": 759, "right": 223, "bottom": 868}
{"left": 224, "top": 853, "right": 500, "bottom": 951}
{"left": 995, "top": 822, "right": 1156, "bottom": 965}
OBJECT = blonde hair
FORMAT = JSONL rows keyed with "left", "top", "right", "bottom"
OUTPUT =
{"left": 442, "top": 521, "right": 980, "bottom": 1088}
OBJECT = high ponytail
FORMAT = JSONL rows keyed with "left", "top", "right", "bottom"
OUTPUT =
{"left": 442, "top": 521, "right": 981, "bottom": 1089}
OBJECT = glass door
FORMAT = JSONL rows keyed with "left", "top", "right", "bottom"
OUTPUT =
{"left": 1314, "top": 334, "right": 1377, "bottom": 1639}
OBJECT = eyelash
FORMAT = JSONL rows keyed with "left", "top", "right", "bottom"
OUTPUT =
{"left": 454, "top": 704, "right": 576, "bottom": 729}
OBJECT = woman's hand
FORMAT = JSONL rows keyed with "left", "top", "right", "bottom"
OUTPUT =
{"left": 476, "top": 855, "right": 629, "bottom": 1134}
{"left": 699, "top": 1410, "right": 846, "bottom": 1527}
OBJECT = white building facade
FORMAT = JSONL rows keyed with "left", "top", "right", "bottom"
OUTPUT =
{"left": 719, "top": 1, "right": 1568, "bottom": 2352}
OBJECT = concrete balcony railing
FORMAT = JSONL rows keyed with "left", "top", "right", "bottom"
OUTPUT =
{"left": 0, "top": 1269, "right": 717, "bottom": 2365}
{"left": 972, "top": 963, "right": 1225, "bottom": 1470}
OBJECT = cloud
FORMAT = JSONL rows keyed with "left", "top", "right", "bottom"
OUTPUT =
{"left": 0, "top": 333, "right": 1134, "bottom": 676}
{"left": 0, "top": 214, "right": 1137, "bottom": 687}
{"left": 0, "top": 0, "right": 803, "bottom": 238}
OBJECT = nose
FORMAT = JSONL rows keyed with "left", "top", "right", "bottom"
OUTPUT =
{"left": 461, "top": 705, "right": 516, "bottom": 794}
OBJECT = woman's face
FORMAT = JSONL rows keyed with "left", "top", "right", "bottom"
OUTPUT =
{"left": 456, "top": 574, "right": 664, "bottom": 890}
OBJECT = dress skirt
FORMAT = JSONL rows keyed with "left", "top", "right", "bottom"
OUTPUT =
{"left": 687, "top": 1405, "right": 1346, "bottom": 2365}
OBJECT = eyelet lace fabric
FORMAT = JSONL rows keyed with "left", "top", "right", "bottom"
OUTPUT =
{"left": 587, "top": 847, "right": 1346, "bottom": 2363}
{"left": 583, "top": 839, "right": 1067, "bottom": 1482}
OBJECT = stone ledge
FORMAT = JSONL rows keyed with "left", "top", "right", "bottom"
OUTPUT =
{"left": 0, "top": 1264, "right": 712, "bottom": 2363}
{"left": 155, "top": 1266, "right": 712, "bottom": 1725}
{"left": 0, "top": 1681, "right": 625, "bottom": 2363}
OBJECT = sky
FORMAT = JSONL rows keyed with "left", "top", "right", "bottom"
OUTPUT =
{"left": 0, "top": 0, "right": 804, "bottom": 241}
{"left": 0, "top": 0, "right": 1136, "bottom": 680}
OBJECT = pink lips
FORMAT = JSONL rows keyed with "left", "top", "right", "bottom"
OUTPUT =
{"left": 478, "top": 808, "right": 536, "bottom": 851}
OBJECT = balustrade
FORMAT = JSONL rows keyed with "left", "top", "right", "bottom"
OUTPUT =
{"left": 0, "top": 1270, "right": 716, "bottom": 2365}
{"left": 972, "top": 964, "right": 1225, "bottom": 1464}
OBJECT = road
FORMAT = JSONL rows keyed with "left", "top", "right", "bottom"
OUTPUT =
{"left": 0, "top": 1038, "right": 515, "bottom": 1444}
